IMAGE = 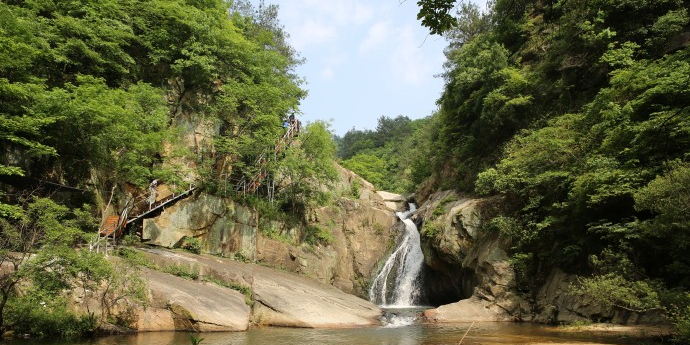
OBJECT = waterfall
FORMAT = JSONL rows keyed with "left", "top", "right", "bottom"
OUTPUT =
{"left": 369, "top": 204, "right": 425, "bottom": 307}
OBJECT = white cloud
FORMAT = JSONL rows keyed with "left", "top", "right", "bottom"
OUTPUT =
{"left": 389, "top": 25, "right": 441, "bottom": 85}
{"left": 297, "top": 0, "right": 374, "bottom": 25}
{"left": 350, "top": 2, "right": 375, "bottom": 25}
{"left": 319, "top": 53, "right": 349, "bottom": 80}
{"left": 359, "top": 20, "right": 392, "bottom": 55}
{"left": 289, "top": 19, "right": 337, "bottom": 51}
{"left": 272, "top": 0, "right": 377, "bottom": 51}
{"left": 320, "top": 67, "right": 334, "bottom": 79}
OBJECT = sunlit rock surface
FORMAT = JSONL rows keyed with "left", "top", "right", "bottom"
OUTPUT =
{"left": 140, "top": 164, "right": 398, "bottom": 298}
{"left": 141, "top": 268, "right": 250, "bottom": 332}
{"left": 139, "top": 247, "right": 382, "bottom": 329}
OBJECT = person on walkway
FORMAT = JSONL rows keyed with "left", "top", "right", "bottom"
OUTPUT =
{"left": 148, "top": 179, "right": 158, "bottom": 210}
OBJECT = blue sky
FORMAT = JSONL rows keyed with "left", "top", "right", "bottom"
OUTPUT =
{"left": 260, "top": 0, "right": 487, "bottom": 136}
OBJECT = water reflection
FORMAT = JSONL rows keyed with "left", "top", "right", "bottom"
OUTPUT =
{"left": 7, "top": 323, "right": 644, "bottom": 345}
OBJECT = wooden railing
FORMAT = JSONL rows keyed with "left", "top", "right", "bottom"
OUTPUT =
{"left": 91, "top": 184, "right": 196, "bottom": 254}
{"left": 235, "top": 120, "right": 300, "bottom": 196}
{"left": 91, "top": 119, "right": 300, "bottom": 254}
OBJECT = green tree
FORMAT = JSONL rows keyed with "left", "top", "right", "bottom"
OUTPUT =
{"left": 0, "top": 198, "right": 93, "bottom": 334}
{"left": 276, "top": 121, "right": 338, "bottom": 213}
{"left": 635, "top": 162, "right": 690, "bottom": 287}
{"left": 35, "top": 76, "right": 170, "bottom": 187}
{"left": 374, "top": 115, "right": 413, "bottom": 147}
{"left": 338, "top": 128, "right": 377, "bottom": 160}
{"left": 422, "top": 0, "right": 690, "bottom": 312}
{"left": 341, "top": 153, "right": 386, "bottom": 187}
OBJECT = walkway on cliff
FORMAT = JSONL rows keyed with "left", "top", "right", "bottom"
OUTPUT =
{"left": 91, "top": 184, "right": 196, "bottom": 254}
{"left": 234, "top": 119, "right": 301, "bottom": 196}
{"left": 92, "top": 120, "right": 301, "bottom": 253}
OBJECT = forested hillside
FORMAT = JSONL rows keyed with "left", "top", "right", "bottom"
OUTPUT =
{"left": 0, "top": 0, "right": 338, "bottom": 337}
{"left": 0, "top": 0, "right": 307, "bottom": 191}
{"left": 336, "top": 115, "right": 429, "bottom": 193}
{"left": 412, "top": 0, "right": 690, "bottom": 336}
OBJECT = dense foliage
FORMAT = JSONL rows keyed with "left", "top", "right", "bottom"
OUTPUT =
{"left": 337, "top": 115, "right": 428, "bottom": 193}
{"left": 0, "top": 197, "right": 146, "bottom": 338}
{"left": 0, "top": 0, "right": 324, "bottom": 337}
{"left": 412, "top": 0, "right": 690, "bottom": 336}
{"left": 0, "top": 0, "right": 306, "bottom": 191}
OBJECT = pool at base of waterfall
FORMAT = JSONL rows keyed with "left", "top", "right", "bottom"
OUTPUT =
{"left": 380, "top": 306, "right": 432, "bottom": 328}
{"left": 17, "top": 322, "right": 657, "bottom": 345}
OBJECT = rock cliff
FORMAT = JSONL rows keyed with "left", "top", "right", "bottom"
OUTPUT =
{"left": 415, "top": 191, "right": 520, "bottom": 322}
{"left": 140, "top": 164, "right": 405, "bottom": 298}
{"left": 416, "top": 190, "right": 666, "bottom": 325}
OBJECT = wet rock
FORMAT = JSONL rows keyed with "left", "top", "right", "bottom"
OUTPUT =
{"left": 423, "top": 296, "right": 513, "bottom": 322}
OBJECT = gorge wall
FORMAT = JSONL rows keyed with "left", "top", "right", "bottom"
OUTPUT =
{"left": 139, "top": 165, "right": 404, "bottom": 298}
{"left": 416, "top": 191, "right": 665, "bottom": 325}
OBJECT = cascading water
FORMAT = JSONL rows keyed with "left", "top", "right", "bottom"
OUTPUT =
{"left": 369, "top": 204, "right": 425, "bottom": 308}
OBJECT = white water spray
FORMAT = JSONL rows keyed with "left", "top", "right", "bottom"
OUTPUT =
{"left": 369, "top": 204, "right": 424, "bottom": 307}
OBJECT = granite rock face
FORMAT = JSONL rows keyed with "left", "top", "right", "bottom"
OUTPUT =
{"left": 415, "top": 191, "right": 521, "bottom": 320}
{"left": 140, "top": 268, "right": 250, "bottom": 331}
{"left": 138, "top": 248, "right": 382, "bottom": 328}
{"left": 140, "top": 164, "right": 400, "bottom": 298}
{"left": 417, "top": 190, "right": 665, "bottom": 325}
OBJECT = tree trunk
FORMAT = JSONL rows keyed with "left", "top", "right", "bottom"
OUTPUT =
{"left": 0, "top": 290, "right": 8, "bottom": 331}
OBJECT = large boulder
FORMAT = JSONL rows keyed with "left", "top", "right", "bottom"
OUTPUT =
{"left": 376, "top": 190, "right": 407, "bottom": 212}
{"left": 139, "top": 247, "right": 382, "bottom": 328}
{"left": 423, "top": 297, "right": 513, "bottom": 322}
{"left": 139, "top": 269, "right": 250, "bottom": 332}
{"left": 416, "top": 191, "right": 524, "bottom": 321}
{"left": 141, "top": 194, "right": 257, "bottom": 260}
{"left": 250, "top": 265, "right": 381, "bottom": 328}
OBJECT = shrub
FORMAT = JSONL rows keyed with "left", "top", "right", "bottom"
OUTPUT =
{"left": 121, "top": 234, "right": 140, "bottom": 246}
{"left": 117, "top": 247, "right": 153, "bottom": 268}
{"left": 304, "top": 225, "right": 333, "bottom": 246}
{"left": 163, "top": 265, "right": 200, "bottom": 280}
{"left": 350, "top": 179, "right": 361, "bottom": 199}
{"left": 670, "top": 304, "right": 690, "bottom": 344}
{"left": 6, "top": 293, "right": 96, "bottom": 339}
{"left": 420, "top": 220, "right": 441, "bottom": 238}
{"left": 374, "top": 223, "right": 385, "bottom": 235}
{"left": 571, "top": 273, "right": 662, "bottom": 312}
{"left": 431, "top": 196, "right": 455, "bottom": 218}
{"left": 181, "top": 236, "right": 203, "bottom": 254}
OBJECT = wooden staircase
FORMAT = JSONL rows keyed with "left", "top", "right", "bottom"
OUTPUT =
{"left": 127, "top": 186, "right": 196, "bottom": 225}
{"left": 90, "top": 184, "right": 196, "bottom": 254}
{"left": 90, "top": 120, "right": 299, "bottom": 254}
{"left": 100, "top": 215, "right": 121, "bottom": 237}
